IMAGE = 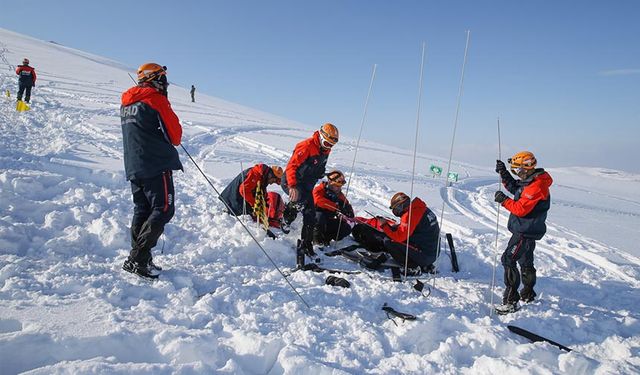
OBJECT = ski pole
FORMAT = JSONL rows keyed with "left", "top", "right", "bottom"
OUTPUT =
{"left": 431, "top": 30, "right": 471, "bottom": 288}
{"left": 404, "top": 42, "right": 427, "bottom": 280}
{"left": 180, "top": 144, "right": 311, "bottom": 309}
{"left": 334, "top": 64, "right": 377, "bottom": 245}
{"left": 489, "top": 117, "right": 502, "bottom": 316}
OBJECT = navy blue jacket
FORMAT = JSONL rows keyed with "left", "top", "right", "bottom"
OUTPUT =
{"left": 120, "top": 85, "right": 183, "bottom": 181}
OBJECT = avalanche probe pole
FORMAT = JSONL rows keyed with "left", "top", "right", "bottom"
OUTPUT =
{"left": 180, "top": 144, "right": 311, "bottom": 309}
{"left": 431, "top": 30, "right": 471, "bottom": 288}
{"left": 489, "top": 117, "right": 502, "bottom": 316}
{"left": 404, "top": 42, "right": 427, "bottom": 279}
{"left": 334, "top": 64, "right": 377, "bottom": 244}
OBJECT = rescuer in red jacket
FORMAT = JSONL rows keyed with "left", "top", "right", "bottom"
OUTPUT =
{"left": 120, "top": 63, "right": 182, "bottom": 279}
{"left": 281, "top": 123, "right": 338, "bottom": 258}
{"left": 16, "top": 58, "right": 36, "bottom": 103}
{"left": 312, "top": 170, "right": 354, "bottom": 246}
{"left": 494, "top": 151, "right": 553, "bottom": 313}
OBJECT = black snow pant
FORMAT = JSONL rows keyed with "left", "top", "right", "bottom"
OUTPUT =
{"left": 17, "top": 83, "right": 33, "bottom": 103}
{"left": 281, "top": 184, "right": 316, "bottom": 246}
{"left": 501, "top": 233, "right": 537, "bottom": 304}
{"left": 128, "top": 171, "right": 175, "bottom": 265}
{"left": 313, "top": 210, "right": 352, "bottom": 245}
{"left": 352, "top": 224, "right": 430, "bottom": 269}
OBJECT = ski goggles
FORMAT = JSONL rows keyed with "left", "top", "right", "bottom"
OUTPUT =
{"left": 319, "top": 132, "right": 338, "bottom": 149}
{"left": 329, "top": 177, "right": 346, "bottom": 187}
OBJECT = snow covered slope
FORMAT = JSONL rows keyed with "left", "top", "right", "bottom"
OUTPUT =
{"left": 1, "top": 27, "right": 639, "bottom": 374}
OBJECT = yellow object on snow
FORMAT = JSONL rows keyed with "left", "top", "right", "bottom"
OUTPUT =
{"left": 16, "top": 100, "right": 30, "bottom": 112}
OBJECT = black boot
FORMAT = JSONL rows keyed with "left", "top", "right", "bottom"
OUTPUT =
{"left": 502, "top": 266, "right": 521, "bottom": 304}
{"left": 520, "top": 267, "right": 537, "bottom": 302}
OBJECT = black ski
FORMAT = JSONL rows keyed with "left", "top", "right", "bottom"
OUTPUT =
{"left": 446, "top": 233, "right": 460, "bottom": 272}
{"left": 507, "top": 325, "right": 572, "bottom": 352}
{"left": 286, "top": 263, "right": 361, "bottom": 276}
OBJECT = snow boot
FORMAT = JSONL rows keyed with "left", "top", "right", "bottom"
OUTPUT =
{"left": 520, "top": 288, "right": 537, "bottom": 303}
{"left": 123, "top": 259, "right": 159, "bottom": 279}
{"left": 495, "top": 302, "right": 520, "bottom": 315}
{"left": 149, "top": 258, "right": 162, "bottom": 271}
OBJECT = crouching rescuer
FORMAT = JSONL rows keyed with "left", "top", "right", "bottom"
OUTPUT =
{"left": 312, "top": 170, "right": 354, "bottom": 246}
{"left": 120, "top": 63, "right": 183, "bottom": 278}
{"left": 494, "top": 151, "right": 553, "bottom": 313}
{"left": 352, "top": 192, "right": 440, "bottom": 275}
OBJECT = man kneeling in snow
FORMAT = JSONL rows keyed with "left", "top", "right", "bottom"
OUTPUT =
{"left": 351, "top": 192, "right": 440, "bottom": 275}
{"left": 311, "top": 170, "right": 354, "bottom": 246}
{"left": 219, "top": 164, "right": 286, "bottom": 236}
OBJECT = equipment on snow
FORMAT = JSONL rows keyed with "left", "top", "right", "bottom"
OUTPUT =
{"left": 507, "top": 325, "right": 572, "bottom": 352}
{"left": 382, "top": 303, "right": 417, "bottom": 325}
{"left": 16, "top": 100, "right": 30, "bottom": 112}
{"left": 445, "top": 233, "right": 460, "bottom": 272}
{"left": 286, "top": 262, "right": 361, "bottom": 276}
{"left": 325, "top": 275, "right": 351, "bottom": 288}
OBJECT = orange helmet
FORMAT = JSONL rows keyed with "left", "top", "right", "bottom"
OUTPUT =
{"left": 390, "top": 192, "right": 410, "bottom": 217}
{"left": 319, "top": 123, "right": 339, "bottom": 148}
{"left": 22, "top": 58, "right": 29, "bottom": 65}
{"left": 508, "top": 151, "right": 537, "bottom": 170}
{"left": 326, "top": 170, "right": 346, "bottom": 187}
{"left": 137, "top": 63, "right": 166, "bottom": 83}
{"left": 270, "top": 165, "right": 283, "bottom": 182}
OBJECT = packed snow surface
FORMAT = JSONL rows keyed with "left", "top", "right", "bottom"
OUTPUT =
{"left": 1, "top": 28, "right": 639, "bottom": 374}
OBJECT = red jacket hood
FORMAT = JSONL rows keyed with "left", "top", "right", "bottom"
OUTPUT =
{"left": 532, "top": 170, "right": 553, "bottom": 188}
{"left": 122, "top": 85, "right": 160, "bottom": 106}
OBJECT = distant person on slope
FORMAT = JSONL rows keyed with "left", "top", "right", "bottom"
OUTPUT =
{"left": 494, "top": 151, "right": 553, "bottom": 314}
{"left": 351, "top": 192, "right": 440, "bottom": 275}
{"left": 282, "top": 123, "right": 338, "bottom": 262}
{"left": 16, "top": 58, "right": 36, "bottom": 103}
{"left": 312, "top": 170, "right": 354, "bottom": 246}
{"left": 120, "top": 63, "right": 183, "bottom": 279}
{"left": 219, "top": 163, "right": 285, "bottom": 235}
{"left": 190, "top": 85, "right": 196, "bottom": 102}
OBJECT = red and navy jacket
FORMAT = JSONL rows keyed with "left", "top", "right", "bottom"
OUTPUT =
{"left": 219, "top": 163, "right": 272, "bottom": 215}
{"left": 382, "top": 198, "right": 440, "bottom": 257}
{"left": 282, "top": 131, "right": 330, "bottom": 192}
{"left": 312, "top": 182, "right": 354, "bottom": 217}
{"left": 16, "top": 65, "right": 36, "bottom": 86}
{"left": 120, "top": 85, "right": 183, "bottom": 181}
{"left": 500, "top": 169, "right": 553, "bottom": 239}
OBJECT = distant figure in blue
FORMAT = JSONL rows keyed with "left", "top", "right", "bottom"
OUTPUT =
{"left": 190, "top": 85, "right": 196, "bottom": 102}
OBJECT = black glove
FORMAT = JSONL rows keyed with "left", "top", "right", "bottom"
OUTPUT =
{"left": 340, "top": 204, "right": 355, "bottom": 218}
{"left": 494, "top": 191, "right": 508, "bottom": 203}
{"left": 495, "top": 160, "right": 507, "bottom": 174}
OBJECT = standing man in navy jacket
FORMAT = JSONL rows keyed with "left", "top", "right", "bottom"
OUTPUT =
{"left": 494, "top": 151, "right": 553, "bottom": 314}
{"left": 16, "top": 58, "right": 36, "bottom": 103}
{"left": 120, "top": 63, "right": 183, "bottom": 278}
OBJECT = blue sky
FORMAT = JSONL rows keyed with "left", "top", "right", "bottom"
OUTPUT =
{"left": 2, "top": 1, "right": 639, "bottom": 172}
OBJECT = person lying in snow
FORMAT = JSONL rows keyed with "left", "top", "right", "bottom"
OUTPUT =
{"left": 219, "top": 163, "right": 284, "bottom": 223}
{"left": 350, "top": 192, "right": 440, "bottom": 275}
{"left": 311, "top": 170, "right": 354, "bottom": 246}
{"left": 494, "top": 151, "right": 553, "bottom": 313}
